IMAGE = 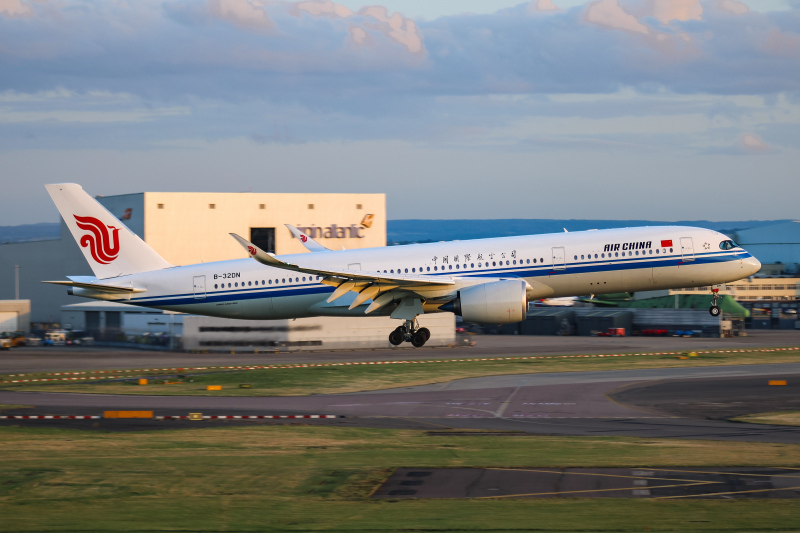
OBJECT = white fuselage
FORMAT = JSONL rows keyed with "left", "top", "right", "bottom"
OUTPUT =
{"left": 70, "top": 225, "right": 761, "bottom": 321}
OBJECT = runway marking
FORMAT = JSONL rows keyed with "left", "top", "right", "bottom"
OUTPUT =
{"left": 495, "top": 378, "right": 528, "bottom": 418}
{"left": 485, "top": 467, "right": 712, "bottom": 483}
{"left": 0, "top": 414, "right": 342, "bottom": 420}
{"left": 155, "top": 414, "right": 341, "bottom": 420}
{"left": 0, "top": 415, "right": 101, "bottom": 419}
{"left": 653, "top": 485, "right": 800, "bottom": 500}
{"left": 642, "top": 467, "right": 800, "bottom": 479}
{"left": 475, "top": 482, "right": 715, "bottom": 499}
{"left": 3, "top": 346, "right": 799, "bottom": 384}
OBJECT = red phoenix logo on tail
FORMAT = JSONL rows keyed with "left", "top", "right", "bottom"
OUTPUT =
{"left": 73, "top": 215, "right": 121, "bottom": 264}
{"left": 300, "top": 235, "right": 308, "bottom": 243}
{"left": 247, "top": 246, "right": 257, "bottom": 256}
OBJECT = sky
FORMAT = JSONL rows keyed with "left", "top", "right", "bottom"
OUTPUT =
{"left": 1, "top": 0, "right": 799, "bottom": 225}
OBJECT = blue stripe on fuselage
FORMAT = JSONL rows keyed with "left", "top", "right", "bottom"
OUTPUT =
{"left": 125, "top": 250, "right": 749, "bottom": 308}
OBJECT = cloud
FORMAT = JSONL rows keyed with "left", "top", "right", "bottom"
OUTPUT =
{"left": 295, "top": 0, "right": 354, "bottom": 18}
{"left": 717, "top": 0, "right": 749, "bottom": 16}
{"left": 648, "top": 0, "right": 703, "bottom": 24}
{"left": 740, "top": 132, "right": 771, "bottom": 152}
{"left": 527, "top": 0, "right": 561, "bottom": 14}
{"left": 209, "top": 0, "right": 274, "bottom": 32}
{"left": 584, "top": 0, "right": 649, "bottom": 34}
{"left": 0, "top": 0, "right": 31, "bottom": 18}
{"left": 1, "top": 0, "right": 799, "bottom": 101}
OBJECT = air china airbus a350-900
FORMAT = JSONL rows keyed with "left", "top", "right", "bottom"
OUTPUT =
{"left": 45, "top": 184, "right": 761, "bottom": 347}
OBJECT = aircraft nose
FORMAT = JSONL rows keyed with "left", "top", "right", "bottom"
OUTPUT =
{"left": 743, "top": 255, "right": 761, "bottom": 276}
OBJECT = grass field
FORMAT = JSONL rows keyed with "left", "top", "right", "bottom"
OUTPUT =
{"left": 3, "top": 346, "right": 800, "bottom": 396}
{"left": 2, "top": 424, "right": 800, "bottom": 532}
{"left": 732, "top": 411, "right": 800, "bottom": 427}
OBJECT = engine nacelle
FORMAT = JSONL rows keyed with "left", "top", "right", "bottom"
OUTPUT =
{"left": 445, "top": 279, "right": 528, "bottom": 324}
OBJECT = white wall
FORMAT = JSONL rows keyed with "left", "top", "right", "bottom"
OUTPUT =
{"left": 183, "top": 313, "right": 456, "bottom": 352}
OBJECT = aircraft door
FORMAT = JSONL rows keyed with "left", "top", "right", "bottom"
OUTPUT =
{"left": 680, "top": 237, "right": 695, "bottom": 261}
{"left": 551, "top": 247, "right": 566, "bottom": 270}
{"left": 193, "top": 275, "right": 206, "bottom": 300}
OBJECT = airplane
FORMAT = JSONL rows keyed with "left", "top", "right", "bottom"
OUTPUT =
{"left": 44, "top": 183, "right": 761, "bottom": 347}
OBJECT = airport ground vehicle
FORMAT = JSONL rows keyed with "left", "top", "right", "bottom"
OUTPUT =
{"left": 0, "top": 331, "right": 25, "bottom": 347}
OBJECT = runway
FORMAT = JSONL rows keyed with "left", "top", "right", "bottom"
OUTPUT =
{"left": 2, "top": 358, "right": 799, "bottom": 443}
{"left": 5, "top": 330, "right": 799, "bottom": 374}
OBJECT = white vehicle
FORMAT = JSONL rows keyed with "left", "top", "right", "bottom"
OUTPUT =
{"left": 44, "top": 184, "right": 761, "bottom": 347}
{"left": 45, "top": 330, "right": 67, "bottom": 345}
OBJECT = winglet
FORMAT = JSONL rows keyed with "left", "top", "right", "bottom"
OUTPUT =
{"left": 229, "top": 233, "right": 299, "bottom": 270}
{"left": 285, "top": 225, "right": 331, "bottom": 252}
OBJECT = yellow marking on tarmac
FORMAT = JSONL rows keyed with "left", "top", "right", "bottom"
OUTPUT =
{"left": 486, "top": 467, "right": 710, "bottom": 484}
{"left": 654, "top": 485, "right": 800, "bottom": 500}
{"left": 644, "top": 467, "right": 800, "bottom": 479}
{"left": 476, "top": 482, "right": 715, "bottom": 499}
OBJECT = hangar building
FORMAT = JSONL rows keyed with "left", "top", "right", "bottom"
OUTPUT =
{"left": 735, "top": 221, "right": 800, "bottom": 270}
{"left": 0, "top": 189, "right": 386, "bottom": 324}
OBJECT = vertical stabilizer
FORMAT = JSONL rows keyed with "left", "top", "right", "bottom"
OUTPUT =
{"left": 46, "top": 183, "right": 173, "bottom": 279}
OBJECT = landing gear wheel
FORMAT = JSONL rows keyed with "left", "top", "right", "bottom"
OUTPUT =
{"left": 709, "top": 305, "right": 721, "bottom": 317}
{"left": 411, "top": 331, "right": 427, "bottom": 347}
{"left": 418, "top": 328, "right": 430, "bottom": 341}
{"left": 389, "top": 328, "right": 405, "bottom": 346}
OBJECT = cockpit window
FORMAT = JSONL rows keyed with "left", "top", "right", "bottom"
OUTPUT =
{"left": 719, "top": 240, "right": 738, "bottom": 250}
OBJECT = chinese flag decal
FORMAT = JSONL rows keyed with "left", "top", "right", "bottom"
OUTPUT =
{"left": 661, "top": 239, "right": 673, "bottom": 247}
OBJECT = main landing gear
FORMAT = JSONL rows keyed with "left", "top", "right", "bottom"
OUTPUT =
{"left": 709, "top": 288, "right": 721, "bottom": 317}
{"left": 389, "top": 319, "right": 431, "bottom": 348}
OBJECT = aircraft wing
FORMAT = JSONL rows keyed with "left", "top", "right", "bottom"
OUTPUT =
{"left": 230, "top": 233, "right": 454, "bottom": 287}
{"left": 230, "top": 233, "right": 454, "bottom": 313}
{"left": 285, "top": 224, "right": 332, "bottom": 253}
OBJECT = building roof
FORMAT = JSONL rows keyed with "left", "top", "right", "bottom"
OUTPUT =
{"left": 736, "top": 221, "right": 800, "bottom": 245}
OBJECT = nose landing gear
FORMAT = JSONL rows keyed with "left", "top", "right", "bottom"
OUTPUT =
{"left": 709, "top": 288, "right": 721, "bottom": 317}
{"left": 388, "top": 319, "right": 431, "bottom": 347}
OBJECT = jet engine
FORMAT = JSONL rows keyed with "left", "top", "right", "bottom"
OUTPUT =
{"left": 442, "top": 279, "right": 528, "bottom": 324}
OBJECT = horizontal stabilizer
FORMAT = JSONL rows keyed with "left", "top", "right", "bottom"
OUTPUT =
{"left": 43, "top": 280, "right": 146, "bottom": 293}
